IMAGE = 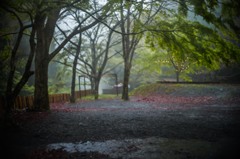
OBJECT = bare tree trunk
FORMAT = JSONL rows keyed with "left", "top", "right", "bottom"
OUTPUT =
{"left": 120, "top": 0, "right": 131, "bottom": 101}
{"left": 176, "top": 71, "right": 180, "bottom": 82}
{"left": 70, "top": 71, "right": 76, "bottom": 103}
{"left": 70, "top": 33, "right": 82, "bottom": 103}
{"left": 122, "top": 62, "right": 131, "bottom": 100}
{"left": 4, "top": 19, "right": 25, "bottom": 115}
{"left": 33, "top": 49, "right": 51, "bottom": 111}
{"left": 90, "top": 77, "right": 94, "bottom": 92}
{"left": 94, "top": 79, "right": 100, "bottom": 100}
{"left": 33, "top": 9, "right": 60, "bottom": 111}
{"left": 2, "top": 7, "right": 35, "bottom": 125}
{"left": 3, "top": 94, "right": 15, "bottom": 126}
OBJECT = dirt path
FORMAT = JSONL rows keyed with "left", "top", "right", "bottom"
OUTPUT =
{"left": 2, "top": 84, "right": 240, "bottom": 159}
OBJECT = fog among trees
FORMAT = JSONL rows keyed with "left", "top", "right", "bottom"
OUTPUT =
{"left": 0, "top": 0, "right": 239, "bottom": 123}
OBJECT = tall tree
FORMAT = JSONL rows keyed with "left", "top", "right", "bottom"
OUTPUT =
{"left": 33, "top": 2, "right": 61, "bottom": 110}
{"left": 70, "top": 32, "right": 82, "bottom": 103}
{"left": 33, "top": 0, "right": 114, "bottom": 110}
{"left": 0, "top": 2, "right": 36, "bottom": 123}
{"left": 119, "top": 0, "right": 162, "bottom": 100}
{"left": 129, "top": 0, "right": 240, "bottom": 85}
{"left": 55, "top": 8, "right": 85, "bottom": 103}
{"left": 83, "top": 21, "right": 120, "bottom": 99}
{"left": 54, "top": 0, "right": 120, "bottom": 102}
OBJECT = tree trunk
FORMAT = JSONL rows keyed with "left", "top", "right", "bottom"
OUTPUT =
{"left": 2, "top": 93, "right": 15, "bottom": 127}
{"left": 176, "top": 71, "right": 180, "bottom": 82}
{"left": 33, "top": 24, "right": 50, "bottom": 110}
{"left": 34, "top": 56, "right": 49, "bottom": 111}
{"left": 120, "top": 1, "right": 133, "bottom": 101}
{"left": 90, "top": 77, "right": 94, "bottom": 92}
{"left": 70, "top": 70, "right": 76, "bottom": 103}
{"left": 70, "top": 33, "right": 82, "bottom": 103}
{"left": 122, "top": 62, "right": 131, "bottom": 100}
{"left": 3, "top": 69, "right": 33, "bottom": 125}
{"left": 2, "top": 13, "right": 35, "bottom": 125}
{"left": 94, "top": 79, "right": 99, "bottom": 100}
{"left": 33, "top": 16, "right": 50, "bottom": 111}
{"left": 33, "top": 9, "right": 60, "bottom": 111}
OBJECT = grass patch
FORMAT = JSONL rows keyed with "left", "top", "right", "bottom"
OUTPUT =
{"left": 130, "top": 83, "right": 227, "bottom": 96}
{"left": 130, "top": 83, "right": 182, "bottom": 96}
{"left": 130, "top": 83, "right": 160, "bottom": 96}
{"left": 79, "top": 94, "right": 119, "bottom": 101}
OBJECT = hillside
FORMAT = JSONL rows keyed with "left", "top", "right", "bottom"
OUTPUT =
{"left": 130, "top": 83, "right": 240, "bottom": 100}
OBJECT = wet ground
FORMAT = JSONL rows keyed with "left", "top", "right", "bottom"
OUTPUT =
{"left": 2, "top": 84, "right": 240, "bottom": 159}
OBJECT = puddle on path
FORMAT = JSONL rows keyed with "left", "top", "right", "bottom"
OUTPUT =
{"left": 47, "top": 137, "right": 219, "bottom": 159}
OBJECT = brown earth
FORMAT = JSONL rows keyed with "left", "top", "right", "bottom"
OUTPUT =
{"left": 1, "top": 84, "right": 240, "bottom": 159}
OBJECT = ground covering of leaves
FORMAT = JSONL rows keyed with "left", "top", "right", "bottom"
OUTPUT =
{"left": 1, "top": 84, "right": 240, "bottom": 159}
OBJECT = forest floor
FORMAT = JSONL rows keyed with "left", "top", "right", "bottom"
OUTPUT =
{"left": 2, "top": 84, "right": 240, "bottom": 159}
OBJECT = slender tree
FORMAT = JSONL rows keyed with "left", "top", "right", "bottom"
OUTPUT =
{"left": 70, "top": 32, "right": 82, "bottom": 103}
{"left": 0, "top": 2, "right": 36, "bottom": 124}
{"left": 55, "top": 1, "right": 121, "bottom": 101}
{"left": 82, "top": 21, "right": 120, "bottom": 99}
{"left": 118, "top": 0, "right": 163, "bottom": 100}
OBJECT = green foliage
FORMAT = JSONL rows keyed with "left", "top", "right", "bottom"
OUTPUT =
{"left": 131, "top": 46, "right": 162, "bottom": 85}
{"left": 21, "top": 83, "right": 34, "bottom": 95}
{"left": 178, "top": 0, "right": 188, "bottom": 16}
{"left": 221, "top": 0, "right": 240, "bottom": 35}
{"left": 1, "top": 0, "right": 239, "bottom": 98}
{"left": 146, "top": 14, "right": 240, "bottom": 71}
{"left": 0, "top": 39, "right": 34, "bottom": 96}
{"left": 189, "top": 0, "right": 219, "bottom": 23}
{"left": 134, "top": 47, "right": 162, "bottom": 73}
{"left": 80, "top": 94, "right": 118, "bottom": 101}
{"left": 48, "top": 60, "right": 72, "bottom": 94}
{"left": 141, "top": 3, "right": 240, "bottom": 82}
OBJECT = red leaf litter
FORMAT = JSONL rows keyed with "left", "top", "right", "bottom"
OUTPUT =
{"left": 131, "top": 94, "right": 239, "bottom": 111}
{"left": 49, "top": 94, "right": 240, "bottom": 112}
{"left": 50, "top": 102, "right": 109, "bottom": 112}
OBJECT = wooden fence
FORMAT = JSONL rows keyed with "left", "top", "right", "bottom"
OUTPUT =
{"left": 1, "top": 90, "right": 92, "bottom": 111}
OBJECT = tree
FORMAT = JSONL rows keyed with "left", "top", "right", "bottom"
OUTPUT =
{"left": 56, "top": 8, "right": 85, "bottom": 103}
{"left": 33, "top": 2, "right": 61, "bottom": 111}
{"left": 176, "top": 0, "right": 240, "bottom": 60}
{"left": 0, "top": 2, "right": 36, "bottom": 123}
{"left": 70, "top": 32, "right": 82, "bottom": 103}
{"left": 187, "top": 0, "right": 240, "bottom": 45}
{"left": 118, "top": 0, "right": 163, "bottom": 100}
{"left": 145, "top": 19, "right": 238, "bottom": 82}
{"left": 54, "top": 1, "right": 121, "bottom": 101}
{"left": 80, "top": 19, "right": 119, "bottom": 99}
{"left": 32, "top": 0, "right": 114, "bottom": 110}
{"left": 130, "top": 0, "right": 240, "bottom": 84}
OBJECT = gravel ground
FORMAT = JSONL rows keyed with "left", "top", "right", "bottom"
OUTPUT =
{"left": 2, "top": 84, "right": 240, "bottom": 159}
